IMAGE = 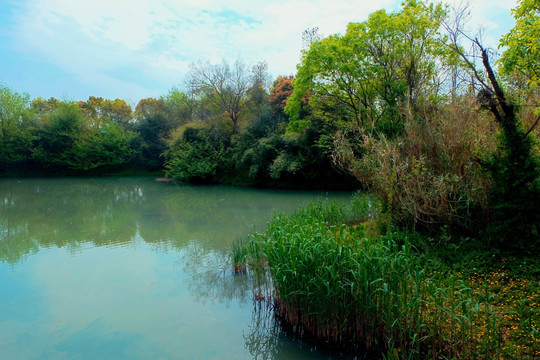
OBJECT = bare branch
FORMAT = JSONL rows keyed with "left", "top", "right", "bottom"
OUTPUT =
{"left": 523, "top": 114, "right": 540, "bottom": 138}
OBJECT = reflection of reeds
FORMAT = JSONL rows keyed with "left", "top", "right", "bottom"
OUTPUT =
{"left": 243, "top": 297, "right": 281, "bottom": 360}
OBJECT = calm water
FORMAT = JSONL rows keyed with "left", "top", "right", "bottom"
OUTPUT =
{"left": 0, "top": 177, "right": 352, "bottom": 359}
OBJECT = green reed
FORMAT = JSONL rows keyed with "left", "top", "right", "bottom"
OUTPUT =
{"left": 245, "top": 199, "right": 426, "bottom": 355}
{"left": 231, "top": 238, "right": 248, "bottom": 273}
{"left": 239, "top": 198, "right": 537, "bottom": 359}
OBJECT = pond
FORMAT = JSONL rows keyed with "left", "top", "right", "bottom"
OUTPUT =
{"left": 0, "top": 177, "right": 352, "bottom": 359}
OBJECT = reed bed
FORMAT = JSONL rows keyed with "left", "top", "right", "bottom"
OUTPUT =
{"left": 239, "top": 198, "right": 539, "bottom": 359}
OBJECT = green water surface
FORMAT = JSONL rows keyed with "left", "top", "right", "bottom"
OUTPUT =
{"left": 0, "top": 177, "right": 351, "bottom": 359}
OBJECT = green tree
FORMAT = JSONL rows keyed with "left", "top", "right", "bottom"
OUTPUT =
{"left": 134, "top": 98, "right": 176, "bottom": 169}
{"left": 0, "top": 85, "right": 32, "bottom": 170}
{"left": 162, "top": 87, "right": 197, "bottom": 125}
{"left": 285, "top": 0, "right": 446, "bottom": 136}
{"left": 165, "top": 123, "right": 225, "bottom": 182}
{"left": 32, "top": 101, "right": 138, "bottom": 172}
{"left": 71, "top": 120, "right": 137, "bottom": 171}
{"left": 32, "top": 102, "right": 84, "bottom": 169}
{"left": 499, "top": 0, "right": 540, "bottom": 89}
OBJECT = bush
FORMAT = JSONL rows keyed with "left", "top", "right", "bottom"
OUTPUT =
{"left": 335, "top": 97, "right": 495, "bottom": 234}
{"left": 164, "top": 122, "right": 227, "bottom": 182}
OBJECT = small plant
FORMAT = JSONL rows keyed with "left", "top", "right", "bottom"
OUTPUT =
{"left": 231, "top": 238, "right": 247, "bottom": 274}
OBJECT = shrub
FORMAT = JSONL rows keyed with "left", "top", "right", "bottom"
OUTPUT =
{"left": 335, "top": 97, "right": 495, "bottom": 234}
{"left": 164, "top": 122, "right": 227, "bottom": 182}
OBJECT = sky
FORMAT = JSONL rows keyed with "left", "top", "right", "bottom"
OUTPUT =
{"left": 0, "top": 0, "right": 517, "bottom": 106}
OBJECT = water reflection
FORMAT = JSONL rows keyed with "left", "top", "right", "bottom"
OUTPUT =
{"left": 0, "top": 177, "right": 347, "bottom": 265}
{"left": 242, "top": 300, "right": 354, "bottom": 360}
{"left": 182, "top": 242, "right": 253, "bottom": 305}
{"left": 244, "top": 302, "right": 286, "bottom": 360}
{"left": 0, "top": 177, "right": 351, "bottom": 359}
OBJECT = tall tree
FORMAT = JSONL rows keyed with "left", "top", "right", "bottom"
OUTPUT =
{"left": 248, "top": 61, "right": 270, "bottom": 120}
{"left": 499, "top": 0, "right": 540, "bottom": 89}
{"left": 436, "top": 6, "right": 540, "bottom": 250}
{"left": 189, "top": 59, "right": 252, "bottom": 132}
{"left": 285, "top": 0, "right": 446, "bottom": 135}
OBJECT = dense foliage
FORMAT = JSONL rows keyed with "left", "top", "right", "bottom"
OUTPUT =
{"left": 232, "top": 1, "right": 538, "bottom": 358}
{"left": 0, "top": 63, "right": 355, "bottom": 187}
{"left": 285, "top": 0, "right": 539, "bottom": 252}
{"left": 499, "top": 0, "right": 540, "bottom": 89}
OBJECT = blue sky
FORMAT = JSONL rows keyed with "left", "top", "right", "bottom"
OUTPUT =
{"left": 0, "top": 0, "right": 517, "bottom": 105}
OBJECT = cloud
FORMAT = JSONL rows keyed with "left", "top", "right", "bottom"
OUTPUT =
{"left": 6, "top": 0, "right": 517, "bottom": 101}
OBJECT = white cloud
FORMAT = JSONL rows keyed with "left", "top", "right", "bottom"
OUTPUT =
{"left": 8, "top": 0, "right": 517, "bottom": 101}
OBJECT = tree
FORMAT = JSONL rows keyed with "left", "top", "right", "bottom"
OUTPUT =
{"left": 78, "top": 96, "right": 132, "bottom": 126}
{"left": 0, "top": 85, "right": 32, "bottom": 169}
{"left": 165, "top": 123, "right": 225, "bottom": 182}
{"left": 31, "top": 101, "right": 137, "bottom": 172}
{"left": 269, "top": 76, "right": 294, "bottom": 112}
{"left": 162, "top": 87, "right": 197, "bottom": 125}
{"left": 134, "top": 98, "right": 175, "bottom": 169}
{"left": 285, "top": 0, "right": 446, "bottom": 136}
{"left": 71, "top": 120, "right": 137, "bottom": 171}
{"left": 499, "top": 0, "right": 540, "bottom": 89}
{"left": 247, "top": 61, "right": 270, "bottom": 120}
{"left": 435, "top": 7, "right": 540, "bottom": 251}
{"left": 31, "top": 97, "right": 60, "bottom": 115}
{"left": 189, "top": 59, "right": 252, "bottom": 132}
{"left": 32, "top": 102, "right": 84, "bottom": 169}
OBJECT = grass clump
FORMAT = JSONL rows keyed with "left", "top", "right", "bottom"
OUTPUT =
{"left": 231, "top": 238, "right": 248, "bottom": 274}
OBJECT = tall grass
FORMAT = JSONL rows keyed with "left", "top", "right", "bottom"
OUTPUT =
{"left": 249, "top": 205, "right": 428, "bottom": 356}
{"left": 241, "top": 197, "right": 539, "bottom": 359}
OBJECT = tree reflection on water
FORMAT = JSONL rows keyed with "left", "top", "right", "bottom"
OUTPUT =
{"left": 0, "top": 177, "right": 350, "bottom": 359}
{"left": 0, "top": 177, "right": 338, "bottom": 265}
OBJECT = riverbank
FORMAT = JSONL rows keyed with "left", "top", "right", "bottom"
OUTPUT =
{"left": 0, "top": 168, "right": 360, "bottom": 191}
{"left": 239, "top": 195, "right": 539, "bottom": 359}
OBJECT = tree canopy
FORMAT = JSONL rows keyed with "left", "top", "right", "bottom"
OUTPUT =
{"left": 499, "top": 0, "right": 540, "bottom": 89}
{"left": 285, "top": 0, "right": 446, "bottom": 136}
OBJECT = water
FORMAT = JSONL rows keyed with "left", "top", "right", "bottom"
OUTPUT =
{"left": 0, "top": 177, "right": 352, "bottom": 359}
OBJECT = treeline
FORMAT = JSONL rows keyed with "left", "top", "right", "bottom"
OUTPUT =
{"left": 1, "top": 0, "right": 538, "bottom": 246}
{"left": 0, "top": 63, "right": 355, "bottom": 188}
